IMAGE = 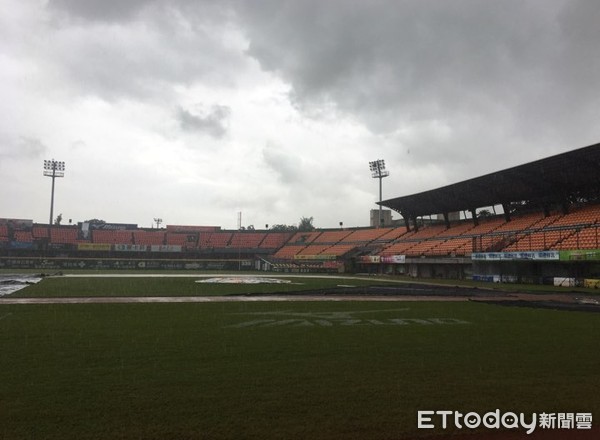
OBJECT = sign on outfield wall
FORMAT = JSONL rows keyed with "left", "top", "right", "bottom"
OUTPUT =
{"left": 358, "top": 255, "right": 380, "bottom": 263}
{"left": 114, "top": 244, "right": 148, "bottom": 252}
{"left": 381, "top": 255, "right": 406, "bottom": 264}
{"left": 294, "top": 254, "right": 337, "bottom": 261}
{"left": 150, "top": 245, "right": 182, "bottom": 253}
{"left": 78, "top": 243, "right": 112, "bottom": 251}
{"left": 471, "top": 251, "right": 559, "bottom": 261}
{"left": 560, "top": 249, "right": 600, "bottom": 261}
{"left": 358, "top": 255, "right": 404, "bottom": 264}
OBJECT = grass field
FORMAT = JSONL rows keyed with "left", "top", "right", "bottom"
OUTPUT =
{"left": 10, "top": 275, "right": 382, "bottom": 298}
{"left": 0, "top": 275, "right": 599, "bottom": 439}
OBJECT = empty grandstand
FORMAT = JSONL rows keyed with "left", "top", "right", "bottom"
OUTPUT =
{"left": 1, "top": 142, "right": 600, "bottom": 285}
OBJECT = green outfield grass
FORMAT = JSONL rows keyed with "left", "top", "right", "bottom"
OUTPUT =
{"left": 3, "top": 268, "right": 600, "bottom": 295}
{"left": 1, "top": 296, "right": 599, "bottom": 439}
{"left": 11, "top": 275, "right": 383, "bottom": 298}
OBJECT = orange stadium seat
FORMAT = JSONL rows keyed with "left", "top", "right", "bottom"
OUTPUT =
{"left": 288, "top": 231, "right": 322, "bottom": 244}
{"left": 199, "top": 232, "right": 232, "bottom": 249}
{"left": 259, "top": 232, "right": 294, "bottom": 249}
{"left": 374, "top": 227, "right": 409, "bottom": 242}
{"left": 133, "top": 230, "right": 165, "bottom": 246}
{"left": 165, "top": 233, "right": 194, "bottom": 247}
{"left": 92, "top": 229, "right": 134, "bottom": 245}
{"left": 342, "top": 228, "right": 395, "bottom": 243}
{"left": 14, "top": 231, "right": 33, "bottom": 242}
{"left": 297, "top": 244, "right": 332, "bottom": 255}
{"left": 273, "top": 245, "right": 306, "bottom": 259}
{"left": 32, "top": 226, "right": 49, "bottom": 239}
{"left": 229, "top": 232, "right": 267, "bottom": 249}
{"left": 312, "top": 230, "right": 352, "bottom": 244}
{"left": 429, "top": 237, "right": 473, "bottom": 256}
{"left": 50, "top": 226, "right": 81, "bottom": 244}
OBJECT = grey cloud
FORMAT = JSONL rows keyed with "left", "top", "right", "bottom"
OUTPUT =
{"left": 45, "top": 1, "right": 244, "bottom": 101}
{"left": 1, "top": 136, "right": 48, "bottom": 160}
{"left": 47, "top": 0, "right": 230, "bottom": 23}
{"left": 177, "top": 105, "right": 231, "bottom": 138}
{"left": 262, "top": 143, "right": 302, "bottom": 184}
{"left": 48, "top": 0, "right": 157, "bottom": 22}
{"left": 237, "top": 0, "right": 600, "bottom": 151}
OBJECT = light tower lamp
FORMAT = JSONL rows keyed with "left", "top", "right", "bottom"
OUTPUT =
{"left": 43, "top": 159, "right": 65, "bottom": 226}
{"left": 369, "top": 159, "right": 389, "bottom": 228}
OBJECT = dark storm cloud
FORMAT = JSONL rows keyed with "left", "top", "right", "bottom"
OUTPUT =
{"left": 49, "top": 0, "right": 157, "bottom": 22}
{"left": 45, "top": 0, "right": 243, "bottom": 101}
{"left": 236, "top": 0, "right": 600, "bottom": 158}
{"left": 177, "top": 105, "right": 231, "bottom": 138}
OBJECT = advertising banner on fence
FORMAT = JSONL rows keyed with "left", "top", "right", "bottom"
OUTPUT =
{"left": 358, "top": 255, "right": 381, "bottom": 263}
{"left": 359, "top": 255, "right": 405, "bottom": 264}
{"left": 114, "top": 244, "right": 148, "bottom": 252}
{"left": 0, "top": 257, "right": 244, "bottom": 271}
{"left": 561, "top": 249, "right": 600, "bottom": 261}
{"left": 9, "top": 241, "right": 35, "bottom": 250}
{"left": 381, "top": 255, "right": 406, "bottom": 264}
{"left": 78, "top": 243, "right": 112, "bottom": 252}
{"left": 472, "top": 251, "right": 560, "bottom": 261}
{"left": 294, "top": 254, "right": 337, "bottom": 261}
{"left": 150, "top": 245, "right": 182, "bottom": 253}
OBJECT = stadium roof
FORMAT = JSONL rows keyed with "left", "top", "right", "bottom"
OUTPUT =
{"left": 380, "top": 142, "right": 600, "bottom": 222}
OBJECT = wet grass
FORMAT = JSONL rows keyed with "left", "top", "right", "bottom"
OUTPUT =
{"left": 0, "top": 301, "right": 598, "bottom": 439}
{"left": 13, "top": 275, "right": 381, "bottom": 298}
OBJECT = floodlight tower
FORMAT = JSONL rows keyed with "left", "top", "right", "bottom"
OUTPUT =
{"left": 369, "top": 159, "right": 389, "bottom": 228}
{"left": 43, "top": 159, "right": 65, "bottom": 226}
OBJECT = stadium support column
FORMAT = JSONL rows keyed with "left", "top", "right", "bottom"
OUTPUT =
{"left": 470, "top": 208, "right": 479, "bottom": 226}
{"left": 443, "top": 212, "right": 450, "bottom": 229}
{"left": 402, "top": 214, "right": 411, "bottom": 232}
{"left": 369, "top": 159, "right": 390, "bottom": 228}
{"left": 502, "top": 203, "right": 511, "bottom": 222}
{"left": 43, "top": 159, "right": 66, "bottom": 226}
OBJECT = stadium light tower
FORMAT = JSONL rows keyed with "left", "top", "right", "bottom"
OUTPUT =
{"left": 43, "top": 159, "right": 65, "bottom": 226}
{"left": 369, "top": 159, "right": 389, "bottom": 228}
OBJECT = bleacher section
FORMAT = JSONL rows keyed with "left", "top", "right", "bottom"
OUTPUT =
{"left": 133, "top": 230, "right": 166, "bottom": 246}
{"left": 2, "top": 203, "right": 600, "bottom": 261}
{"left": 258, "top": 232, "right": 294, "bottom": 249}
{"left": 92, "top": 230, "right": 134, "bottom": 245}
{"left": 199, "top": 232, "right": 233, "bottom": 249}
{"left": 229, "top": 232, "right": 266, "bottom": 249}
{"left": 270, "top": 204, "right": 600, "bottom": 262}
{"left": 50, "top": 226, "right": 81, "bottom": 244}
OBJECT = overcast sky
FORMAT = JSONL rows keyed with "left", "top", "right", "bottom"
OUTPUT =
{"left": 2, "top": 0, "right": 599, "bottom": 229}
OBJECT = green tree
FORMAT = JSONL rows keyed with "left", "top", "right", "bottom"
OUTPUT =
{"left": 84, "top": 219, "right": 106, "bottom": 225}
{"left": 298, "top": 216, "right": 315, "bottom": 232}
{"left": 271, "top": 224, "right": 298, "bottom": 232}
